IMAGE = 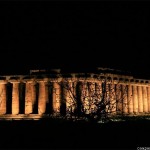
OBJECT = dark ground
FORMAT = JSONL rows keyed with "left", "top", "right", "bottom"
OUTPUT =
{"left": 0, "top": 118, "right": 150, "bottom": 150}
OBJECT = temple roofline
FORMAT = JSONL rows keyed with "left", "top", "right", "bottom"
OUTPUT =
{"left": 0, "top": 68, "right": 149, "bottom": 84}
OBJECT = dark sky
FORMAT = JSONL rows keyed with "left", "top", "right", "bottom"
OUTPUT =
{"left": 0, "top": 1, "right": 150, "bottom": 78}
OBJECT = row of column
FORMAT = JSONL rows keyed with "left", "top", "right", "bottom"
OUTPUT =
{"left": 0, "top": 80, "right": 75, "bottom": 115}
{"left": 74, "top": 82, "right": 150, "bottom": 114}
{"left": 0, "top": 80, "right": 51, "bottom": 115}
{"left": 0, "top": 80, "right": 150, "bottom": 115}
{"left": 128, "top": 85, "right": 150, "bottom": 114}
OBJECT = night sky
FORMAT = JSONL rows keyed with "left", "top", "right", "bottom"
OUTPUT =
{"left": 0, "top": 1, "right": 150, "bottom": 78}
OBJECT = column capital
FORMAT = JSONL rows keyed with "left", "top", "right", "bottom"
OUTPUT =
{"left": 49, "top": 78, "right": 63, "bottom": 83}
{"left": 0, "top": 80, "right": 7, "bottom": 84}
{"left": 36, "top": 79, "right": 48, "bottom": 83}
{"left": 9, "top": 79, "right": 20, "bottom": 83}
{"left": 23, "top": 79, "right": 37, "bottom": 83}
{"left": 62, "top": 78, "right": 77, "bottom": 82}
{"left": 35, "top": 77, "right": 50, "bottom": 83}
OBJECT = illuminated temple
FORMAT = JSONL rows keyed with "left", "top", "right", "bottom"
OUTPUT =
{"left": 0, "top": 68, "right": 150, "bottom": 120}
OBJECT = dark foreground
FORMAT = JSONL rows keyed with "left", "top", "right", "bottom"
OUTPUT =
{"left": 0, "top": 118, "right": 150, "bottom": 149}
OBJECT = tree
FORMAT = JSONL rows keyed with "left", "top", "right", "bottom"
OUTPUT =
{"left": 55, "top": 73, "right": 128, "bottom": 122}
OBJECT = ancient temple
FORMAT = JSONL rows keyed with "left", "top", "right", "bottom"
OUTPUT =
{"left": 0, "top": 68, "right": 150, "bottom": 120}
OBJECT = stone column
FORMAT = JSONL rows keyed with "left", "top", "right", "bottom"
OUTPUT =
{"left": 137, "top": 86, "right": 143, "bottom": 113}
{"left": 143, "top": 86, "right": 148, "bottom": 113}
{"left": 133, "top": 85, "right": 138, "bottom": 113}
{"left": 75, "top": 81, "right": 83, "bottom": 115}
{"left": 95, "top": 81, "right": 102, "bottom": 114}
{"left": 116, "top": 84, "right": 122, "bottom": 114}
{"left": 81, "top": 82, "right": 89, "bottom": 114}
{"left": 24, "top": 80, "right": 37, "bottom": 114}
{"left": 147, "top": 87, "right": 150, "bottom": 112}
{"left": 109, "top": 83, "right": 116, "bottom": 114}
{"left": 88, "top": 82, "right": 96, "bottom": 113}
{"left": 31, "top": 81, "right": 37, "bottom": 108}
{"left": 45, "top": 82, "right": 49, "bottom": 104}
{"left": 122, "top": 84, "right": 128, "bottom": 114}
{"left": 10, "top": 80, "right": 20, "bottom": 115}
{"left": 65, "top": 82, "right": 76, "bottom": 115}
{"left": 64, "top": 82, "right": 69, "bottom": 114}
{"left": 38, "top": 81, "right": 48, "bottom": 115}
{"left": 0, "top": 80, "right": 7, "bottom": 115}
{"left": 53, "top": 82, "right": 61, "bottom": 115}
{"left": 25, "top": 81, "right": 33, "bottom": 114}
{"left": 95, "top": 81, "right": 102, "bottom": 102}
{"left": 105, "top": 82, "right": 110, "bottom": 113}
{"left": 128, "top": 84, "right": 133, "bottom": 114}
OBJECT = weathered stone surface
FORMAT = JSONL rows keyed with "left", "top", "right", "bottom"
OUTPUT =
{"left": 12, "top": 82, "right": 19, "bottom": 115}
{"left": 143, "top": 86, "right": 148, "bottom": 113}
{"left": 25, "top": 82, "right": 33, "bottom": 114}
{"left": 138, "top": 86, "right": 143, "bottom": 113}
{"left": 128, "top": 85, "right": 133, "bottom": 114}
{"left": 0, "top": 82, "right": 7, "bottom": 114}
{"left": 133, "top": 85, "right": 138, "bottom": 113}
{"left": 38, "top": 81, "right": 47, "bottom": 115}
{"left": 53, "top": 82, "right": 61, "bottom": 114}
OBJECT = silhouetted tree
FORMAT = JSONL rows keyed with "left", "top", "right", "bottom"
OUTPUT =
{"left": 55, "top": 74, "right": 128, "bottom": 122}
